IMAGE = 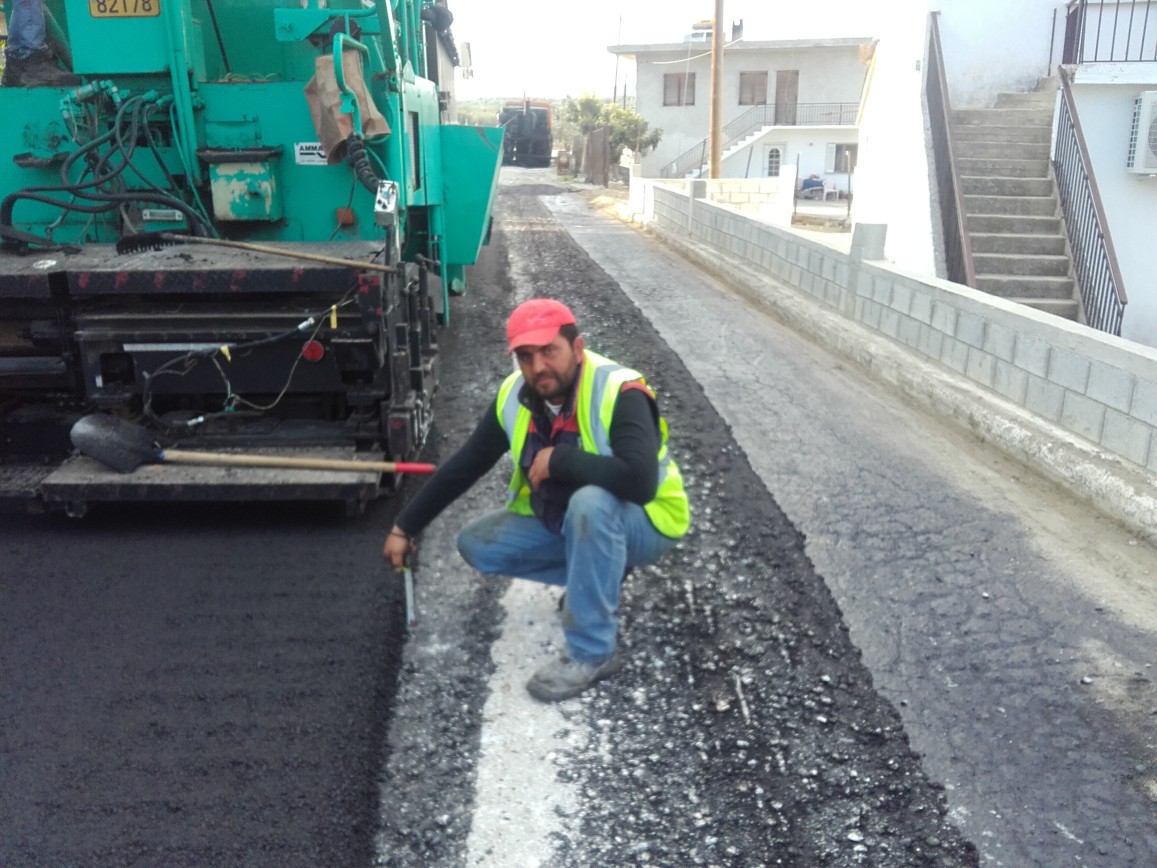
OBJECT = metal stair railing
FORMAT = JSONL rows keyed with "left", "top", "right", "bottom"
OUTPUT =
{"left": 926, "top": 12, "right": 977, "bottom": 288}
{"left": 660, "top": 104, "right": 773, "bottom": 179}
{"left": 1063, "top": 0, "right": 1156, "bottom": 63}
{"left": 660, "top": 139, "right": 709, "bottom": 181}
{"left": 1054, "top": 71, "right": 1128, "bottom": 335}
{"left": 720, "top": 103, "right": 777, "bottom": 147}
{"left": 659, "top": 101, "right": 859, "bottom": 179}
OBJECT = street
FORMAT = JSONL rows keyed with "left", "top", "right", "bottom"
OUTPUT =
{"left": 2, "top": 170, "right": 1154, "bottom": 866}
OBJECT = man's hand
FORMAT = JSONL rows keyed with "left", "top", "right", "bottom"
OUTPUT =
{"left": 528, "top": 446, "right": 553, "bottom": 490}
{"left": 383, "top": 525, "right": 416, "bottom": 570}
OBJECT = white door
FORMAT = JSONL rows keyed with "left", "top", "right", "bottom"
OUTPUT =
{"left": 764, "top": 144, "right": 787, "bottom": 178}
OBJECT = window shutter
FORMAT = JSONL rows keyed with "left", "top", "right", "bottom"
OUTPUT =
{"left": 825, "top": 143, "right": 837, "bottom": 173}
{"left": 664, "top": 73, "right": 695, "bottom": 106}
{"left": 739, "top": 72, "right": 767, "bottom": 105}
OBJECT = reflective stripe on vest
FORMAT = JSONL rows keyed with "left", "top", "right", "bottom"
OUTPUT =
{"left": 495, "top": 350, "right": 690, "bottom": 538}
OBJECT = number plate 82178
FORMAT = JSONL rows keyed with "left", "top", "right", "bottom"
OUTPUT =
{"left": 88, "top": 0, "right": 160, "bottom": 18}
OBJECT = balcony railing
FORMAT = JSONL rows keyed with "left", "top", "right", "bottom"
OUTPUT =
{"left": 1054, "top": 72, "right": 1128, "bottom": 335}
{"left": 659, "top": 101, "right": 858, "bottom": 179}
{"left": 1063, "top": 0, "right": 1157, "bottom": 63}
{"left": 926, "top": 13, "right": 976, "bottom": 288}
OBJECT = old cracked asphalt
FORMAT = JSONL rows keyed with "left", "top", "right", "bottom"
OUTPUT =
{"left": 541, "top": 184, "right": 1157, "bottom": 866}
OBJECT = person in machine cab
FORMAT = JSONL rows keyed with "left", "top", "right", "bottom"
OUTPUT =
{"left": 383, "top": 298, "right": 690, "bottom": 702}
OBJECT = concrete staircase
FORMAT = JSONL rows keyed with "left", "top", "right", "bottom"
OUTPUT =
{"left": 953, "top": 84, "right": 1081, "bottom": 321}
{"left": 687, "top": 125, "right": 775, "bottom": 179}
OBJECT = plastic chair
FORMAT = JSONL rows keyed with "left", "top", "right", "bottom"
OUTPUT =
{"left": 822, "top": 179, "right": 839, "bottom": 200}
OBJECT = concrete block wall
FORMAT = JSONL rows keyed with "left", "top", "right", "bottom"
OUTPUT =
{"left": 633, "top": 177, "right": 796, "bottom": 230}
{"left": 704, "top": 178, "right": 794, "bottom": 214}
{"left": 630, "top": 178, "right": 1157, "bottom": 539}
{"left": 852, "top": 264, "right": 1157, "bottom": 470}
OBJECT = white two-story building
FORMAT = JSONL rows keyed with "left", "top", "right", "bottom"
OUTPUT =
{"left": 610, "top": 32, "right": 873, "bottom": 194}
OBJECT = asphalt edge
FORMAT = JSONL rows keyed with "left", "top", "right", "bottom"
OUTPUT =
{"left": 604, "top": 200, "right": 1157, "bottom": 548}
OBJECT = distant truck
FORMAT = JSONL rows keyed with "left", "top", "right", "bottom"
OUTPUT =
{"left": 498, "top": 100, "right": 553, "bottom": 168}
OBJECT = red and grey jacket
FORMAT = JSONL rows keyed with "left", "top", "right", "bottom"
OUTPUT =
{"left": 496, "top": 350, "right": 690, "bottom": 538}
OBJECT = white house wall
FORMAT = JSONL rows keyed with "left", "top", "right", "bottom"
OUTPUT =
{"left": 853, "top": 5, "right": 938, "bottom": 275}
{"left": 1070, "top": 82, "right": 1157, "bottom": 346}
{"left": 723, "top": 128, "right": 860, "bottom": 188}
{"left": 638, "top": 51, "right": 712, "bottom": 175}
{"left": 636, "top": 44, "right": 868, "bottom": 176}
{"left": 931, "top": 0, "right": 1065, "bottom": 107}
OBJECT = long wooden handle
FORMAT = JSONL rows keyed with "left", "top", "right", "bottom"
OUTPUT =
{"left": 160, "top": 448, "right": 434, "bottom": 474}
{"left": 159, "top": 233, "right": 396, "bottom": 274}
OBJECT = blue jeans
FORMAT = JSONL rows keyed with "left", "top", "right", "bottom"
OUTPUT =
{"left": 6, "top": 0, "right": 47, "bottom": 59}
{"left": 457, "top": 486, "right": 679, "bottom": 664}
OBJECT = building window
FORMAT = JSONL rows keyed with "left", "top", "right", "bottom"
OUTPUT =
{"left": 739, "top": 71, "right": 768, "bottom": 106}
{"left": 826, "top": 143, "right": 858, "bottom": 173}
{"left": 663, "top": 73, "right": 696, "bottom": 106}
{"left": 766, "top": 147, "right": 782, "bottom": 177}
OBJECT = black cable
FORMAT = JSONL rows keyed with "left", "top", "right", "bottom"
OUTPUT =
{"left": 203, "top": 0, "right": 231, "bottom": 76}
{"left": 141, "top": 103, "right": 184, "bottom": 195}
{"left": 140, "top": 290, "right": 358, "bottom": 428}
{"left": 1, "top": 93, "right": 211, "bottom": 250}
{"left": 345, "top": 135, "right": 382, "bottom": 193}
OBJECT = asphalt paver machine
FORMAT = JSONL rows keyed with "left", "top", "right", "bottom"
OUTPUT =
{"left": 0, "top": 0, "right": 502, "bottom": 513}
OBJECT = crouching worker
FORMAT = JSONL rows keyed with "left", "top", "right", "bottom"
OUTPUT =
{"left": 383, "top": 298, "right": 690, "bottom": 702}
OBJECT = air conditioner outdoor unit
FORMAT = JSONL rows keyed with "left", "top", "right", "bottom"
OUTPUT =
{"left": 1126, "top": 91, "right": 1157, "bottom": 175}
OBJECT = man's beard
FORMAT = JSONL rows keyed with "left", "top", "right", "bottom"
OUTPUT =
{"left": 533, "top": 369, "right": 576, "bottom": 401}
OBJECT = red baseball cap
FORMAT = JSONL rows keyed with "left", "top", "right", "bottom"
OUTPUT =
{"left": 505, "top": 298, "right": 576, "bottom": 353}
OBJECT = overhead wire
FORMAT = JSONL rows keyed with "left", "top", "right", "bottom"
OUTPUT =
{"left": 650, "top": 37, "right": 744, "bottom": 64}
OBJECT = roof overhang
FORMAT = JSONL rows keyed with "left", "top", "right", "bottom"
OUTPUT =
{"left": 608, "top": 37, "right": 875, "bottom": 59}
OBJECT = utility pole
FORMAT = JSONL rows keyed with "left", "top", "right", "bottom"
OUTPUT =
{"left": 708, "top": 0, "right": 724, "bottom": 178}
{"left": 612, "top": 15, "right": 622, "bottom": 106}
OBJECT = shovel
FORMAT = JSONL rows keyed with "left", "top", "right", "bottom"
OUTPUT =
{"left": 70, "top": 414, "right": 435, "bottom": 476}
{"left": 116, "top": 232, "right": 397, "bottom": 274}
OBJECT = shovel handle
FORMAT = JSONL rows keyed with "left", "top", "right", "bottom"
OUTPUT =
{"left": 159, "top": 233, "right": 396, "bottom": 274}
{"left": 160, "top": 449, "right": 435, "bottom": 474}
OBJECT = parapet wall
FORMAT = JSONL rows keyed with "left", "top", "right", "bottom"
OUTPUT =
{"left": 627, "top": 178, "right": 1157, "bottom": 540}
{"left": 633, "top": 173, "right": 797, "bottom": 228}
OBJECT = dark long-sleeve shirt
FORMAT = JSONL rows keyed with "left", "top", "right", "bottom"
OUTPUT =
{"left": 394, "top": 386, "right": 660, "bottom": 536}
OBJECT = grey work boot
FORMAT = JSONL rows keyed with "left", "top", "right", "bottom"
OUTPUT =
{"left": 2, "top": 50, "right": 80, "bottom": 88}
{"left": 526, "top": 653, "right": 624, "bottom": 702}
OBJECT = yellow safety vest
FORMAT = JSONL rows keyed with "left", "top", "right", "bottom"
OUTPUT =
{"left": 495, "top": 350, "right": 690, "bottom": 539}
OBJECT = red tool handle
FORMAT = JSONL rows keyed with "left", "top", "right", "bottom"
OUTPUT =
{"left": 393, "top": 462, "right": 437, "bottom": 474}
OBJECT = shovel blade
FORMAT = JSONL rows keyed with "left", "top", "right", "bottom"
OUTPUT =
{"left": 69, "top": 414, "right": 162, "bottom": 474}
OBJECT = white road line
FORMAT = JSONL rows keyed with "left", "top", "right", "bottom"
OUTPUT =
{"left": 464, "top": 576, "right": 586, "bottom": 865}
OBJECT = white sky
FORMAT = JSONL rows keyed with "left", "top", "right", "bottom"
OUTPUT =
{"left": 450, "top": 0, "right": 889, "bottom": 100}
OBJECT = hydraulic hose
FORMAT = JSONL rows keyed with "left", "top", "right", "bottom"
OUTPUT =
{"left": 345, "top": 134, "right": 382, "bottom": 193}
{"left": 0, "top": 93, "right": 211, "bottom": 251}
